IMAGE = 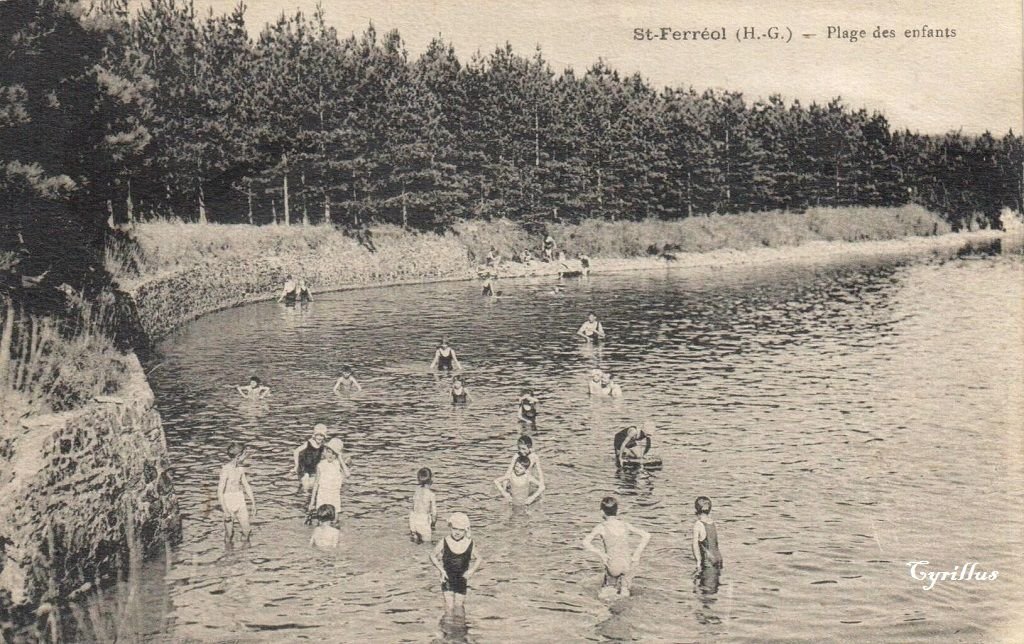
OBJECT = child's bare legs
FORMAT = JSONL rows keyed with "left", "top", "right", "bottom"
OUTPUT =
{"left": 237, "top": 505, "right": 252, "bottom": 543}
{"left": 223, "top": 513, "right": 235, "bottom": 546}
{"left": 442, "top": 590, "right": 456, "bottom": 614}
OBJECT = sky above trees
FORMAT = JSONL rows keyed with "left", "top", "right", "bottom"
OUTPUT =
{"left": 191, "top": 0, "right": 1023, "bottom": 136}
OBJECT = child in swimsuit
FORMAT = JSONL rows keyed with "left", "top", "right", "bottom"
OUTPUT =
{"left": 430, "top": 337, "right": 462, "bottom": 372}
{"left": 494, "top": 455, "right": 545, "bottom": 506}
{"left": 517, "top": 388, "right": 538, "bottom": 425}
{"left": 310, "top": 504, "right": 340, "bottom": 549}
{"left": 333, "top": 365, "right": 362, "bottom": 393}
{"left": 296, "top": 277, "right": 313, "bottom": 302}
{"left": 504, "top": 435, "right": 544, "bottom": 486}
{"left": 582, "top": 496, "right": 651, "bottom": 598}
{"left": 577, "top": 312, "right": 605, "bottom": 341}
{"left": 450, "top": 377, "right": 470, "bottom": 404}
{"left": 614, "top": 424, "right": 652, "bottom": 464}
{"left": 308, "top": 438, "right": 350, "bottom": 522}
{"left": 588, "top": 369, "right": 604, "bottom": 396}
{"left": 430, "top": 512, "right": 482, "bottom": 615}
{"left": 409, "top": 467, "right": 437, "bottom": 543}
{"left": 600, "top": 372, "right": 622, "bottom": 398}
{"left": 219, "top": 442, "right": 257, "bottom": 545}
{"left": 277, "top": 275, "right": 297, "bottom": 303}
{"left": 692, "top": 496, "right": 723, "bottom": 570}
{"left": 237, "top": 376, "right": 270, "bottom": 400}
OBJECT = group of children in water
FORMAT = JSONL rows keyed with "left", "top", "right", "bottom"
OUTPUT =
{"left": 221, "top": 282, "right": 724, "bottom": 614}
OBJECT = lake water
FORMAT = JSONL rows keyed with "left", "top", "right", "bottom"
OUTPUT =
{"left": 133, "top": 255, "right": 1022, "bottom": 642}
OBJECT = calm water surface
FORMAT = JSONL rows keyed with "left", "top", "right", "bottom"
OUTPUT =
{"left": 138, "top": 256, "right": 1022, "bottom": 643}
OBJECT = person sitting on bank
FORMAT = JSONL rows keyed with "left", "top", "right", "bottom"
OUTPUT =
{"left": 292, "top": 424, "right": 328, "bottom": 492}
{"left": 613, "top": 424, "right": 652, "bottom": 465}
{"left": 277, "top": 274, "right": 297, "bottom": 303}
{"left": 577, "top": 312, "right": 606, "bottom": 341}
{"left": 430, "top": 337, "right": 463, "bottom": 372}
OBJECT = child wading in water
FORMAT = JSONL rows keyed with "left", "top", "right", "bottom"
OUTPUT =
{"left": 430, "top": 513, "right": 482, "bottom": 615}
{"left": 236, "top": 376, "right": 270, "bottom": 400}
{"left": 517, "top": 388, "right": 538, "bottom": 426}
{"left": 332, "top": 365, "right": 362, "bottom": 393}
{"left": 504, "top": 435, "right": 544, "bottom": 487}
{"left": 310, "top": 504, "right": 340, "bottom": 549}
{"left": 409, "top": 467, "right": 438, "bottom": 543}
{"left": 450, "top": 375, "right": 471, "bottom": 405}
{"left": 219, "top": 442, "right": 257, "bottom": 545}
{"left": 308, "top": 438, "right": 350, "bottom": 522}
{"left": 582, "top": 496, "right": 651, "bottom": 598}
{"left": 494, "top": 455, "right": 545, "bottom": 506}
{"left": 691, "top": 496, "right": 723, "bottom": 593}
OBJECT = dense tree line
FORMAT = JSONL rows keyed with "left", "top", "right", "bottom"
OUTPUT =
{"left": 93, "top": 0, "right": 1020, "bottom": 232}
{"left": 3, "top": 0, "right": 1023, "bottom": 314}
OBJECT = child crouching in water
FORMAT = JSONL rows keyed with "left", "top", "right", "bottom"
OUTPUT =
{"left": 310, "top": 504, "right": 340, "bottom": 549}
{"left": 430, "top": 513, "right": 482, "bottom": 615}
{"left": 409, "top": 467, "right": 437, "bottom": 543}
{"left": 582, "top": 496, "right": 650, "bottom": 598}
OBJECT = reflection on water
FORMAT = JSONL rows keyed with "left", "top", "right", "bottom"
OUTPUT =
{"left": 115, "top": 257, "right": 1024, "bottom": 641}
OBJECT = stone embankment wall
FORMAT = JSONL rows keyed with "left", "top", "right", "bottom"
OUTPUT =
{"left": 0, "top": 353, "right": 181, "bottom": 614}
{"left": 129, "top": 237, "right": 478, "bottom": 340}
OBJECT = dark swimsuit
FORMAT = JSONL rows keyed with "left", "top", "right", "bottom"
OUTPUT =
{"left": 699, "top": 520, "right": 723, "bottom": 568}
{"left": 519, "top": 399, "right": 537, "bottom": 422}
{"left": 613, "top": 429, "right": 651, "bottom": 460}
{"left": 436, "top": 347, "right": 454, "bottom": 371}
{"left": 482, "top": 283, "right": 493, "bottom": 296}
{"left": 451, "top": 389, "right": 468, "bottom": 404}
{"left": 298, "top": 442, "right": 324, "bottom": 478}
{"left": 441, "top": 538, "right": 474, "bottom": 595}
{"left": 298, "top": 287, "right": 312, "bottom": 302}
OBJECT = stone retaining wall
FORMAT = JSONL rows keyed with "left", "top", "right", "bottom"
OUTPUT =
{"left": 0, "top": 353, "right": 181, "bottom": 615}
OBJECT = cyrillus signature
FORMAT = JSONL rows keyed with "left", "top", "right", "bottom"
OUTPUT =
{"left": 906, "top": 561, "right": 999, "bottom": 591}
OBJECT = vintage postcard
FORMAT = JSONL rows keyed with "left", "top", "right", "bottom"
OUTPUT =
{"left": 1, "top": 0, "right": 1021, "bottom": 642}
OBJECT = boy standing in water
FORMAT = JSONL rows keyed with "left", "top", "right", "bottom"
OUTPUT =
{"left": 582, "top": 496, "right": 651, "bottom": 598}
{"left": 236, "top": 376, "right": 270, "bottom": 399}
{"left": 504, "top": 435, "right": 544, "bottom": 486}
{"left": 494, "top": 455, "right": 545, "bottom": 506}
{"left": 409, "top": 467, "right": 438, "bottom": 543}
{"left": 692, "top": 496, "right": 723, "bottom": 585}
{"left": 430, "top": 513, "right": 483, "bottom": 615}
{"left": 219, "top": 442, "right": 257, "bottom": 545}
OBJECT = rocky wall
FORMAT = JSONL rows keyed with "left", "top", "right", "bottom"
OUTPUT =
{"left": 0, "top": 353, "right": 181, "bottom": 616}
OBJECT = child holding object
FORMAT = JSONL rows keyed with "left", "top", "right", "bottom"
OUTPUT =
{"left": 219, "top": 442, "right": 257, "bottom": 545}
{"left": 582, "top": 496, "right": 651, "bottom": 598}
{"left": 409, "top": 467, "right": 438, "bottom": 544}
{"left": 430, "top": 513, "right": 482, "bottom": 615}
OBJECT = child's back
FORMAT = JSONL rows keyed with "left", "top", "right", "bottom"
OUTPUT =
{"left": 409, "top": 468, "right": 437, "bottom": 543}
{"left": 695, "top": 516, "right": 722, "bottom": 567}
{"left": 506, "top": 471, "right": 533, "bottom": 505}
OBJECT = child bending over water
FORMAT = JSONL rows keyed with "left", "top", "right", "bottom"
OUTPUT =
{"left": 582, "top": 496, "right": 651, "bottom": 598}
{"left": 219, "top": 442, "right": 257, "bottom": 545}
{"left": 410, "top": 467, "right": 438, "bottom": 543}
{"left": 430, "top": 513, "right": 482, "bottom": 615}
{"left": 310, "top": 504, "right": 339, "bottom": 549}
{"left": 494, "top": 455, "right": 544, "bottom": 505}
{"left": 236, "top": 376, "right": 270, "bottom": 400}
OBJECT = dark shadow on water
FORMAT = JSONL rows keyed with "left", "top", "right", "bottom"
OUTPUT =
{"left": 434, "top": 612, "right": 473, "bottom": 644}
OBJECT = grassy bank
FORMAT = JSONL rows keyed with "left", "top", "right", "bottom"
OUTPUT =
{"left": 108, "top": 206, "right": 969, "bottom": 340}
{"left": 110, "top": 205, "right": 951, "bottom": 283}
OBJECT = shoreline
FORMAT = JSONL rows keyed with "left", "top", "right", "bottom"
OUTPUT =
{"left": 125, "top": 229, "right": 1004, "bottom": 342}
